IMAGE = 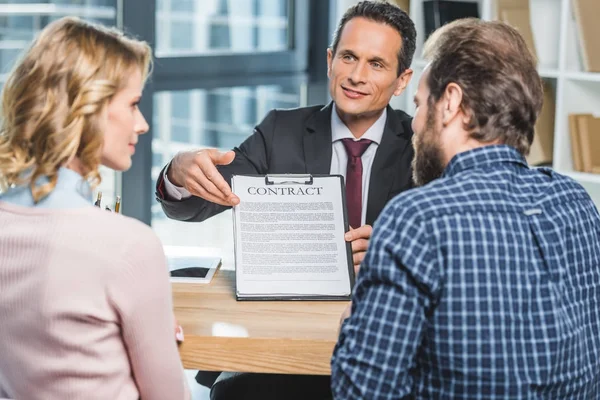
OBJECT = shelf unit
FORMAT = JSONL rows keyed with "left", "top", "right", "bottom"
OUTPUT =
{"left": 387, "top": 0, "right": 600, "bottom": 206}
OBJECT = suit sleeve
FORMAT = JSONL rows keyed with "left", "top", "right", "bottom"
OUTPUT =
{"left": 155, "top": 110, "right": 278, "bottom": 222}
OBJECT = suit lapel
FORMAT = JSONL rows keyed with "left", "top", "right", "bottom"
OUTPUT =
{"left": 366, "top": 106, "right": 411, "bottom": 225}
{"left": 303, "top": 103, "right": 333, "bottom": 174}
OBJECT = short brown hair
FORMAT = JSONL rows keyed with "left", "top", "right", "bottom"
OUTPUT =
{"left": 423, "top": 19, "right": 543, "bottom": 155}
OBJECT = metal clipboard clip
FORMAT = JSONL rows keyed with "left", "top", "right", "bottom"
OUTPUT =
{"left": 265, "top": 174, "right": 313, "bottom": 185}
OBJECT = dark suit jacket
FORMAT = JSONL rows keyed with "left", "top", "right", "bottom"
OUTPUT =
{"left": 156, "top": 102, "right": 414, "bottom": 225}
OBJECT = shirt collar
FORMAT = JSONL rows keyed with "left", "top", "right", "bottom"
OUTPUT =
{"left": 442, "top": 145, "right": 528, "bottom": 178}
{"left": 0, "top": 167, "right": 93, "bottom": 207}
{"left": 331, "top": 103, "right": 387, "bottom": 144}
{"left": 51, "top": 167, "right": 94, "bottom": 201}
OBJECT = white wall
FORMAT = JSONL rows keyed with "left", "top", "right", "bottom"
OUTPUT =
{"left": 336, "top": 0, "right": 360, "bottom": 21}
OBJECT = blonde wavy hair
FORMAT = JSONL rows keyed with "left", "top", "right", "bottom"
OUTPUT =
{"left": 0, "top": 17, "right": 152, "bottom": 202}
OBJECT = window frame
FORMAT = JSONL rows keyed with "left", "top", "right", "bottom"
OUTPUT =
{"left": 153, "top": 0, "right": 309, "bottom": 81}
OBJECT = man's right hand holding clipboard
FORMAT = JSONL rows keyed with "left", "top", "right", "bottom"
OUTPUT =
{"left": 344, "top": 224, "right": 372, "bottom": 274}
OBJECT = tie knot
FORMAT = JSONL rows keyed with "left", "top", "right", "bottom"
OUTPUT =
{"left": 341, "top": 138, "right": 373, "bottom": 158}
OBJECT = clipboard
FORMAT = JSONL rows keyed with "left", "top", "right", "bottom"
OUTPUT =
{"left": 231, "top": 174, "right": 354, "bottom": 301}
{"left": 265, "top": 174, "right": 314, "bottom": 185}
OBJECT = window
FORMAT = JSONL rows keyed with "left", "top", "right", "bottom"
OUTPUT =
{"left": 156, "top": 0, "right": 291, "bottom": 57}
{"left": 0, "top": 1, "right": 331, "bottom": 236}
{"left": 116, "top": 0, "right": 318, "bottom": 263}
{"left": 0, "top": 1, "right": 117, "bottom": 85}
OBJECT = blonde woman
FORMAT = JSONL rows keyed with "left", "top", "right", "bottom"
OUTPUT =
{"left": 0, "top": 17, "right": 190, "bottom": 399}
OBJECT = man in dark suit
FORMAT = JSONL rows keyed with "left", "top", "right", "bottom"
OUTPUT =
{"left": 158, "top": 102, "right": 414, "bottom": 227}
{"left": 156, "top": 1, "right": 416, "bottom": 398}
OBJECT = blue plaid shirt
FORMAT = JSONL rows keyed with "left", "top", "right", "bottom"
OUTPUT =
{"left": 331, "top": 145, "right": 600, "bottom": 399}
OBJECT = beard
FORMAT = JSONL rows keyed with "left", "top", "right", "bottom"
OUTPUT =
{"left": 411, "top": 107, "right": 446, "bottom": 187}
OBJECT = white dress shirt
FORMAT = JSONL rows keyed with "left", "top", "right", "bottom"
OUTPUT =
{"left": 330, "top": 105, "right": 386, "bottom": 226}
{"left": 163, "top": 105, "right": 388, "bottom": 227}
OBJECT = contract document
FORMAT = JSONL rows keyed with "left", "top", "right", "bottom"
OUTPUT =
{"left": 231, "top": 174, "right": 354, "bottom": 300}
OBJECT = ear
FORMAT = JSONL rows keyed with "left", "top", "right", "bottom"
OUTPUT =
{"left": 327, "top": 48, "right": 333, "bottom": 79}
{"left": 441, "top": 82, "right": 464, "bottom": 126}
{"left": 393, "top": 69, "right": 413, "bottom": 96}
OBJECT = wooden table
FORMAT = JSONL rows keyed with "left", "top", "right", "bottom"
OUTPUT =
{"left": 172, "top": 269, "right": 349, "bottom": 375}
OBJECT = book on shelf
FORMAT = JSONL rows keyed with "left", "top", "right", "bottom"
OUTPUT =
{"left": 568, "top": 113, "right": 600, "bottom": 173}
{"left": 527, "top": 81, "right": 555, "bottom": 166}
{"left": 577, "top": 115, "right": 600, "bottom": 173}
{"left": 572, "top": 0, "right": 600, "bottom": 72}
{"left": 496, "top": 0, "right": 537, "bottom": 59}
{"left": 569, "top": 114, "right": 584, "bottom": 172}
{"left": 391, "top": 0, "right": 410, "bottom": 12}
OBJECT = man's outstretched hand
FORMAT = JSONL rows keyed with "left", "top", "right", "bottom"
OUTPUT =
{"left": 167, "top": 148, "right": 239, "bottom": 206}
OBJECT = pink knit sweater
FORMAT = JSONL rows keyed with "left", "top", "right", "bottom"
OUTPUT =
{"left": 0, "top": 201, "right": 190, "bottom": 399}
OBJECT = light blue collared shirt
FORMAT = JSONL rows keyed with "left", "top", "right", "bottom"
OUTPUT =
{"left": 0, "top": 167, "right": 93, "bottom": 209}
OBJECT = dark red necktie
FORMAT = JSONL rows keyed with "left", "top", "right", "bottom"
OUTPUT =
{"left": 341, "top": 138, "right": 373, "bottom": 229}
